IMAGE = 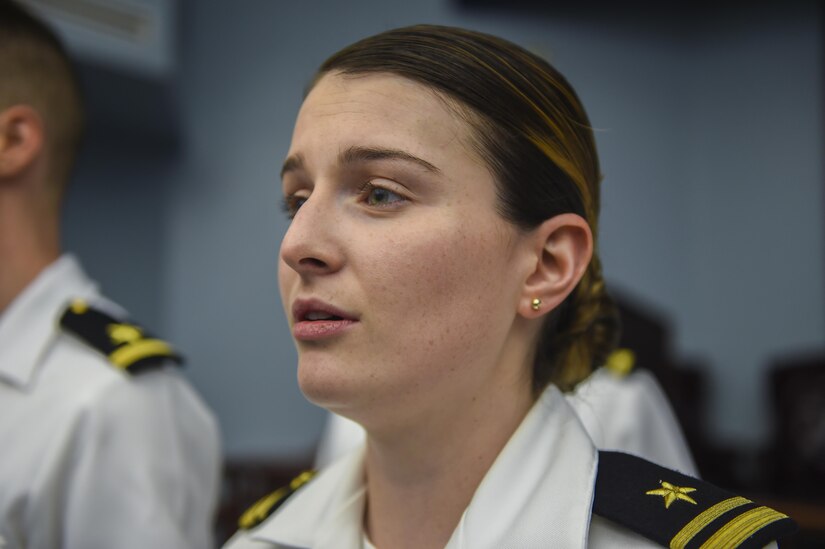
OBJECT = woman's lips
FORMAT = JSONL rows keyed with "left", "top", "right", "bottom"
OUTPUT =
{"left": 291, "top": 298, "right": 359, "bottom": 341}
{"left": 293, "top": 318, "right": 357, "bottom": 340}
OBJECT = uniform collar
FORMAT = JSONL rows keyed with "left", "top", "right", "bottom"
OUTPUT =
{"left": 251, "top": 445, "right": 367, "bottom": 549}
{"left": 0, "top": 254, "right": 98, "bottom": 389}
{"left": 446, "top": 385, "right": 598, "bottom": 548}
{"left": 251, "top": 386, "right": 598, "bottom": 549}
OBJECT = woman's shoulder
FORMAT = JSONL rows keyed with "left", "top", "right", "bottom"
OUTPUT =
{"left": 593, "top": 451, "right": 795, "bottom": 548}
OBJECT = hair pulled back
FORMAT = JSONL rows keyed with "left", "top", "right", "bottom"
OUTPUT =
{"left": 316, "top": 25, "right": 619, "bottom": 393}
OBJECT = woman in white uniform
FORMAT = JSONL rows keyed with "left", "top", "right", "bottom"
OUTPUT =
{"left": 226, "top": 25, "right": 794, "bottom": 548}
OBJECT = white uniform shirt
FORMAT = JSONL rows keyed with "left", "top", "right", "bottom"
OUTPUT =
{"left": 316, "top": 367, "right": 698, "bottom": 475}
{"left": 224, "top": 385, "right": 661, "bottom": 549}
{"left": 0, "top": 255, "right": 221, "bottom": 549}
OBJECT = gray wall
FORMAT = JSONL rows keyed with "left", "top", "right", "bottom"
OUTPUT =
{"left": 64, "top": 0, "right": 824, "bottom": 456}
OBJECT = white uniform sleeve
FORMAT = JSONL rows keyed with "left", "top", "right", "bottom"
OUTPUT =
{"left": 63, "top": 367, "right": 221, "bottom": 549}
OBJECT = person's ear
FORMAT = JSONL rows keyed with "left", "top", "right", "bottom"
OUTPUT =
{"left": 518, "top": 213, "right": 593, "bottom": 318}
{"left": 0, "top": 105, "right": 45, "bottom": 179}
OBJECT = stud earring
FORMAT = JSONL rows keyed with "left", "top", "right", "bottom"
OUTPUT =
{"left": 531, "top": 298, "right": 542, "bottom": 311}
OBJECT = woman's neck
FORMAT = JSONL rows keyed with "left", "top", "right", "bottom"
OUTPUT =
{"left": 362, "top": 367, "right": 535, "bottom": 549}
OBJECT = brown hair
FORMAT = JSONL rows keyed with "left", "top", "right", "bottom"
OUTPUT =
{"left": 0, "top": 0, "right": 84, "bottom": 194}
{"left": 315, "top": 25, "right": 619, "bottom": 394}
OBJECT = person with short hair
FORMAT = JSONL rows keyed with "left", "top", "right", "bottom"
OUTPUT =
{"left": 0, "top": 2, "right": 221, "bottom": 547}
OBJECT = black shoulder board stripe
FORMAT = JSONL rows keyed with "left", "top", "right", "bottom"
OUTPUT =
{"left": 238, "top": 470, "right": 316, "bottom": 530}
{"left": 59, "top": 299, "right": 183, "bottom": 374}
{"left": 594, "top": 451, "right": 797, "bottom": 548}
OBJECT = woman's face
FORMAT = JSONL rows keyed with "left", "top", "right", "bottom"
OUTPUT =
{"left": 279, "top": 72, "right": 534, "bottom": 427}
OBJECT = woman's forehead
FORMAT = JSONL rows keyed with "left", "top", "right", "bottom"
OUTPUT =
{"left": 292, "top": 72, "right": 477, "bottom": 160}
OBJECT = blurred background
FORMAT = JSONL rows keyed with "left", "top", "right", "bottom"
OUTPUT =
{"left": 20, "top": 0, "right": 824, "bottom": 544}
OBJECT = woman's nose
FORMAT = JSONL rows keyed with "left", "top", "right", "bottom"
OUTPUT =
{"left": 279, "top": 194, "right": 344, "bottom": 277}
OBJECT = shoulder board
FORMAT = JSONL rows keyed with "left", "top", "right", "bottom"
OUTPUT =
{"left": 59, "top": 299, "right": 183, "bottom": 374}
{"left": 238, "top": 470, "right": 316, "bottom": 530}
{"left": 594, "top": 451, "right": 796, "bottom": 548}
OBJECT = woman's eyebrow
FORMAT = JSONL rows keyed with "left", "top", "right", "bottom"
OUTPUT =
{"left": 339, "top": 145, "right": 442, "bottom": 174}
{"left": 281, "top": 154, "right": 304, "bottom": 179}
{"left": 280, "top": 147, "right": 442, "bottom": 179}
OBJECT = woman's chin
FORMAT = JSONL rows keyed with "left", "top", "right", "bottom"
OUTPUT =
{"left": 297, "top": 363, "right": 360, "bottom": 409}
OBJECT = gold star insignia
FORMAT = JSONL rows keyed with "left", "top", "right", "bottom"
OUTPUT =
{"left": 646, "top": 481, "right": 697, "bottom": 508}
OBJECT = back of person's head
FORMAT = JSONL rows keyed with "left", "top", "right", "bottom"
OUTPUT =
{"left": 314, "top": 24, "right": 619, "bottom": 393}
{"left": 0, "top": 0, "right": 84, "bottom": 193}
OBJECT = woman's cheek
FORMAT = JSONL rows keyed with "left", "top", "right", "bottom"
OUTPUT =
{"left": 386, "top": 227, "right": 498, "bottom": 315}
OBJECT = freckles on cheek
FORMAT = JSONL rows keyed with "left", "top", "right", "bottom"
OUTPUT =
{"left": 367, "top": 220, "right": 512, "bottom": 331}
{"left": 400, "top": 229, "right": 498, "bottom": 312}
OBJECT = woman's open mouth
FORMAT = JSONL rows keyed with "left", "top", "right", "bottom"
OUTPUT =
{"left": 292, "top": 298, "right": 358, "bottom": 341}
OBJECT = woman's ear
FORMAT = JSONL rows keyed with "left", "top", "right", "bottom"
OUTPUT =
{"left": 0, "top": 105, "right": 44, "bottom": 180}
{"left": 518, "top": 213, "right": 593, "bottom": 318}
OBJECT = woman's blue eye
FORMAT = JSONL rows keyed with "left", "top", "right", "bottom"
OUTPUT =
{"left": 363, "top": 183, "right": 404, "bottom": 206}
{"left": 281, "top": 195, "right": 306, "bottom": 219}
